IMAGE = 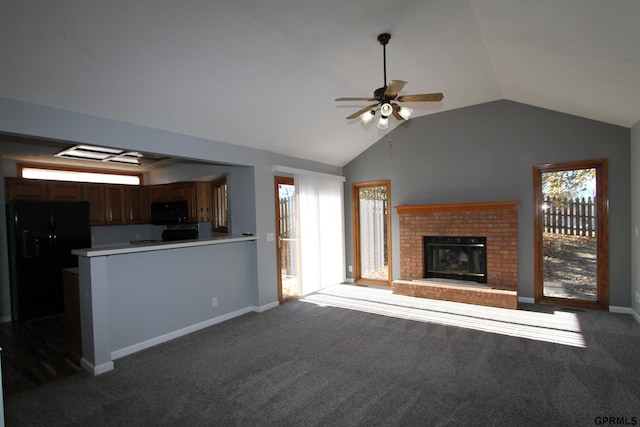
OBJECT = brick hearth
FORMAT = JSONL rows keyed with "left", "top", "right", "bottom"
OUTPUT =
{"left": 393, "top": 201, "right": 519, "bottom": 309}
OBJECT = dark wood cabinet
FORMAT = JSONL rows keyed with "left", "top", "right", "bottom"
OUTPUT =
{"left": 83, "top": 184, "right": 129, "bottom": 225}
{"left": 5, "top": 177, "right": 83, "bottom": 201}
{"left": 83, "top": 184, "right": 107, "bottom": 225}
{"left": 105, "top": 185, "right": 126, "bottom": 225}
{"left": 125, "top": 186, "right": 149, "bottom": 224}
{"left": 4, "top": 177, "right": 48, "bottom": 200}
{"left": 167, "top": 183, "right": 190, "bottom": 202}
{"left": 48, "top": 181, "right": 83, "bottom": 201}
{"left": 148, "top": 185, "right": 168, "bottom": 203}
{"left": 195, "top": 182, "right": 213, "bottom": 222}
{"left": 5, "top": 177, "right": 214, "bottom": 226}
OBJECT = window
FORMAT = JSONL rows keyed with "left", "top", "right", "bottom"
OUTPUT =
{"left": 212, "top": 176, "right": 228, "bottom": 233}
{"left": 19, "top": 163, "right": 142, "bottom": 185}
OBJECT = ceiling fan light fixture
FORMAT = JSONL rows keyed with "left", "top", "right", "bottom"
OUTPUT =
{"left": 377, "top": 116, "right": 389, "bottom": 129}
{"left": 336, "top": 32, "right": 443, "bottom": 128}
{"left": 380, "top": 103, "right": 393, "bottom": 117}
{"left": 398, "top": 106, "right": 413, "bottom": 120}
{"left": 361, "top": 110, "right": 375, "bottom": 124}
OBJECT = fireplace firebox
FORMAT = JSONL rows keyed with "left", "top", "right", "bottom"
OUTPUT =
{"left": 423, "top": 236, "right": 487, "bottom": 283}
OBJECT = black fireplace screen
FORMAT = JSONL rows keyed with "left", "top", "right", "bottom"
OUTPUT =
{"left": 423, "top": 236, "right": 487, "bottom": 283}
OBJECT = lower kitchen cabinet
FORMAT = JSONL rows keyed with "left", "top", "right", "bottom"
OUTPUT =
{"left": 62, "top": 268, "right": 82, "bottom": 362}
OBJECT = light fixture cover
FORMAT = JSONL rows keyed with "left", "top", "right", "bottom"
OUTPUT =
{"left": 360, "top": 110, "right": 375, "bottom": 124}
{"left": 378, "top": 116, "right": 389, "bottom": 129}
{"left": 398, "top": 106, "right": 413, "bottom": 120}
{"left": 380, "top": 103, "right": 393, "bottom": 117}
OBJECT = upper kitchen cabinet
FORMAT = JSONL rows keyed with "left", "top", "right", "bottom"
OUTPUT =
{"left": 194, "top": 182, "right": 213, "bottom": 223}
{"left": 148, "top": 182, "right": 191, "bottom": 203}
{"left": 125, "top": 186, "right": 149, "bottom": 224}
{"left": 5, "top": 178, "right": 84, "bottom": 201}
{"left": 82, "top": 184, "right": 107, "bottom": 225}
{"left": 5, "top": 177, "right": 48, "bottom": 200}
{"left": 147, "top": 182, "right": 209, "bottom": 223}
{"left": 105, "top": 185, "right": 126, "bottom": 225}
{"left": 48, "top": 181, "right": 83, "bottom": 201}
{"left": 83, "top": 184, "right": 128, "bottom": 226}
{"left": 5, "top": 176, "right": 213, "bottom": 226}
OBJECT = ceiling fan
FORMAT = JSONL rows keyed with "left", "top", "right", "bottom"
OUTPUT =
{"left": 335, "top": 33, "right": 444, "bottom": 129}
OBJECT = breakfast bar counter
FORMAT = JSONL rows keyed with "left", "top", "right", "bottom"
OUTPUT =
{"left": 73, "top": 235, "right": 257, "bottom": 257}
{"left": 72, "top": 235, "right": 259, "bottom": 376}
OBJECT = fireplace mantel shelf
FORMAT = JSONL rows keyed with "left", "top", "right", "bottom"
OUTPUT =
{"left": 395, "top": 200, "right": 519, "bottom": 215}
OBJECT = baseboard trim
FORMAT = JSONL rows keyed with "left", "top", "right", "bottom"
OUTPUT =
{"left": 252, "top": 301, "right": 279, "bottom": 312}
{"left": 81, "top": 358, "right": 114, "bottom": 376}
{"left": 610, "top": 305, "right": 640, "bottom": 324}
{"left": 343, "top": 278, "right": 355, "bottom": 284}
{"left": 518, "top": 296, "right": 535, "bottom": 304}
{"left": 110, "top": 306, "right": 253, "bottom": 361}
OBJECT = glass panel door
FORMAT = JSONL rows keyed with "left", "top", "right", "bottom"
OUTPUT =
{"left": 533, "top": 159, "right": 609, "bottom": 309}
{"left": 353, "top": 181, "right": 391, "bottom": 285}
{"left": 275, "top": 177, "right": 300, "bottom": 302}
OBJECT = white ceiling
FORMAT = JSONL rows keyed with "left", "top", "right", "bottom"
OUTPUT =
{"left": 1, "top": 1, "right": 639, "bottom": 167}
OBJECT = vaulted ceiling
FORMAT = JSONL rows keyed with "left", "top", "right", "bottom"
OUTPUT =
{"left": 1, "top": 1, "right": 639, "bottom": 167}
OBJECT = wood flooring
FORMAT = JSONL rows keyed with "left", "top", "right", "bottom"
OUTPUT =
{"left": 0, "top": 315, "right": 84, "bottom": 397}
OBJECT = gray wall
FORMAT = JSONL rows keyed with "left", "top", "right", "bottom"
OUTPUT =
{"left": 343, "top": 100, "right": 632, "bottom": 307}
{"left": 631, "top": 120, "right": 640, "bottom": 316}
{"left": 0, "top": 97, "right": 342, "bottom": 319}
{"left": 106, "top": 241, "right": 255, "bottom": 353}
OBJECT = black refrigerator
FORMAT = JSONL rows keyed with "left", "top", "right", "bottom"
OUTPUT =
{"left": 6, "top": 200, "right": 91, "bottom": 322}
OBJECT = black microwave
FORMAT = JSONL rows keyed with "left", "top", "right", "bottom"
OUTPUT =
{"left": 150, "top": 201, "right": 189, "bottom": 225}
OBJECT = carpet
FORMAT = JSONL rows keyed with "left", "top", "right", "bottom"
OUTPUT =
{"left": 4, "top": 284, "right": 640, "bottom": 426}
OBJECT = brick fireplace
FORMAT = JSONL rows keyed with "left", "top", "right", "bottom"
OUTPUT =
{"left": 392, "top": 201, "right": 519, "bottom": 309}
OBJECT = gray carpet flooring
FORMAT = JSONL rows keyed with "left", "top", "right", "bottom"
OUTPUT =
{"left": 4, "top": 284, "right": 640, "bottom": 426}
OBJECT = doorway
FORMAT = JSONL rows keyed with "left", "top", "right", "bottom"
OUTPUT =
{"left": 274, "top": 176, "right": 300, "bottom": 303}
{"left": 533, "top": 159, "right": 609, "bottom": 309}
{"left": 352, "top": 181, "right": 391, "bottom": 286}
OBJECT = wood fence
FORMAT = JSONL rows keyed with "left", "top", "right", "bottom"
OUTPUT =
{"left": 543, "top": 196, "right": 595, "bottom": 237}
{"left": 278, "top": 194, "right": 297, "bottom": 275}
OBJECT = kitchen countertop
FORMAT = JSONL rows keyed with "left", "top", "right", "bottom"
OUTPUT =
{"left": 72, "top": 235, "right": 258, "bottom": 258}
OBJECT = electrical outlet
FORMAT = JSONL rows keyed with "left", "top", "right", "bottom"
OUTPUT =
{"left": 348, "top": 265, "right": 353, "bottom": 272}
{"left": 212, "top": 297, "right": 218, "bottom": 307}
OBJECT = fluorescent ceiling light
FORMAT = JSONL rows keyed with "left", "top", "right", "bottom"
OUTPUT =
{"left": 22, "top": 167, "right": 140, "bottom": 185}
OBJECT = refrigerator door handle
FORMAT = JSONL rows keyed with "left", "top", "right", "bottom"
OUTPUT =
{"left": 51, "top": 224, "right": 57, "bottom": 249}
{"left": 47, "top": 222, "right": 56, "bottom": 250}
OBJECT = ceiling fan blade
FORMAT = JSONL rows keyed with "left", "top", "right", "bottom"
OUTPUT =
{"left": 383, "top": 80, "right": 407, "bottom": 97}
{"left": 335, "top": 97, "right": 376, "bottom": 102}
{"left": 391, "top": 104, "right": 404, "bottom": 120}
{"left": 396, "top": 93, "right": 444, "bottom": 102}
{"left": 346, "top": 103, "right": 379, "bottom": 120}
